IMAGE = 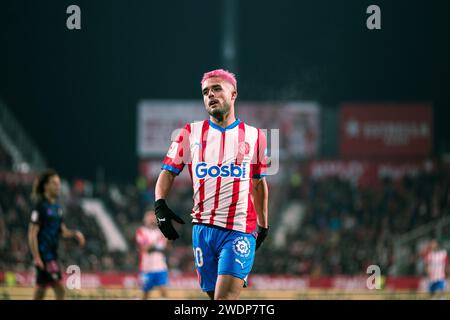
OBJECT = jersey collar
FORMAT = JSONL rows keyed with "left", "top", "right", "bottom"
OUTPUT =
{"left": 208, "top": 118, "right": 241, "bottom": 133}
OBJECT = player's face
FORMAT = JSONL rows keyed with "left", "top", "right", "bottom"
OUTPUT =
{"left": 45, "top": 175, "right": 61, "bottom": 198}
{"left": 430, "top": 240, "right": 438, "bottom": 251}
{"left": 202, "top": 77, "right": 236, "bottom": 121}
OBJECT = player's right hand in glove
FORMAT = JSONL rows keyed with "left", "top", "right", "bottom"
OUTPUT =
{"left": 255, "top": 225, "right": 269, "bottom": 251}
{"left": 154, "top": 199, "right": 185, "bottom": 240}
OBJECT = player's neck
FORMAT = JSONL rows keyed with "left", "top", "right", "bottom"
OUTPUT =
{"left": 44, "top": 193, "right": 57, "bottom": 204}
{"left": 209, "top": 111, "right": 236, "bottom": 129}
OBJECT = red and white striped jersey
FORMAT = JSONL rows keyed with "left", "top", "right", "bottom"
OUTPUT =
{"left": 161, "top": 118, "right": 267, "bottom": 234}
{"left": 135, "top": 226, "right": 168, "bottom": 272}
{"left": 425, "top": 250, "right": 448, "bottom": 281}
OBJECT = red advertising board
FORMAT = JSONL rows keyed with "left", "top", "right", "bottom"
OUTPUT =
{"left": 0, "top": 271, "right": 436, "bottom": 291}
{"left": 340, "top": 103, "right": 432, "bottom": 157}
{"left": 307, "top": 159, "right": 436, "bottom": 188}
{"left": 137, "top": 100, "right": 319, "bottom": 158}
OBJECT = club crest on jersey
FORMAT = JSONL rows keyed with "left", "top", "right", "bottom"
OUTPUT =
{"left": 232, "top": 236, "right": 251, "bottom": 258}
{"left": 46, "top": 207, "right": 63, "bottom": 217}
{"left": 195, "top": 162, "right": 247, "bottom": 179}
{"left": 238, "top": 141, "right": 250, "bottom": 155}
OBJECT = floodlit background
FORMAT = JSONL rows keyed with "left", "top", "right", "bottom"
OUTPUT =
{"left": 0, "top": 0, "right": 449, "bottom": 299}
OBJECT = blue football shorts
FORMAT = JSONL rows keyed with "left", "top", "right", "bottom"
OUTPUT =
{"left": 429, "top": 279, "right": 446, "bottom": 294}
{"left": 192, "top": 223, "right": 256, "bottom": 292}
{"left": 139, "top": 270, "right": 168, "bottom": 292}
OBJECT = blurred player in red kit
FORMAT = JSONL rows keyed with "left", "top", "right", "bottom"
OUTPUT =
{"left": 135, "top": 209, "right": 169, "bottom": 299}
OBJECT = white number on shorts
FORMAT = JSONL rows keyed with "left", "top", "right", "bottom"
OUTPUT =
{"left": 194, "top": 247, "right": 204, "bottom": 267}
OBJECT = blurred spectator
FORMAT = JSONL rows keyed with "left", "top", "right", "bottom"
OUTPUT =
{"left": 1, "top": 162, "right": 449, "bottom": 277}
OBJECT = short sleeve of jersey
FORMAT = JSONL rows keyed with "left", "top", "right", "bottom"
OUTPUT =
{"left": 252, "top": 129, "right": 268, "bottom": 179}
{"left": 161, "top": 123, "right": 191, "bottom": 175}
{"left": 30, "top": 202, "right": 45, "bottom": 225}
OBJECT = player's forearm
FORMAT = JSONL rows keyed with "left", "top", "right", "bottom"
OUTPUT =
{"left": 29, "top": 236, "right": 41, "bottom": 260}
{"left": 252, "top": 178, "right": 269, "bottom": 228}
{"left": 28, "top": 225, "right": 41, "bottom": 261}
{"left": 62, "top": 227, "right": 76, "bottom": 239}
{"left": 155, "top": 170, "right": 176, "bottom": 200}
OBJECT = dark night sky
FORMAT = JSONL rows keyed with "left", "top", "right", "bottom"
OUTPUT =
{"left": 0, "top": 0, "right": 447, "bottom": 183}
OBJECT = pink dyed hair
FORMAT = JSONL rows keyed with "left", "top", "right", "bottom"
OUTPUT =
{"left": 201, "top": 69, "right": 237, "bottom": 90}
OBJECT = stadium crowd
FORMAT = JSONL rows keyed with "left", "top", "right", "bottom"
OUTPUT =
{"left": 1, "top": 162, "right": 449, "bottom": 277}
{"left": 254, "top": 163, "right": 450, "bottom": 276}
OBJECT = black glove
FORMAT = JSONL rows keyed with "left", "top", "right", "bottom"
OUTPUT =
{"left": 154, "top": 199, "right": 185, "bottom": 240}
{"left": 255, "top": 225, "right": 269, "bottom": 251}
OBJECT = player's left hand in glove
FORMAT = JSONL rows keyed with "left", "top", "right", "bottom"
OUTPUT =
{"left": 154, "top": 199, "right": 185, "bottom": 240}
{"left": 255, "top": 225, "right": 269, "bottom": 251}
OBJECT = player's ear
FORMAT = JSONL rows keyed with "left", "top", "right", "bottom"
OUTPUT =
{"left": 231, "top": 90, "right": 237, "bottom": 100}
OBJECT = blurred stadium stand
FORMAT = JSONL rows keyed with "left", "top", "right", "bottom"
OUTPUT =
{"left": 1, "top": 101, "right": 449, "bottom": 296}
{"left": 80, "top": 199, "right": 128, "bottom": 252}
{"left": 0, "top": 100, "right": 46, "bottom": 173}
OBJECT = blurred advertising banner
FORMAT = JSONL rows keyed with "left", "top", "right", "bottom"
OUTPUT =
{"left": 307, "top": 159, "right": 436, "bottom": 188}
{"left": 340, "top": 103, "right": 432, "bottom": 157}
{"left": 0, "top": 171, "right": 36, "bottom": 185}
{"left": 1, "top": 271, "right": 435, "bottom": 291}
{"left": 137, "top": 101, "right": 204, "bottom": 157}
{"left": 137, "top": 100, "right": 319, "bottom": 158}
{"left": 139, "top": 159, "right": 192, "bottom": 186}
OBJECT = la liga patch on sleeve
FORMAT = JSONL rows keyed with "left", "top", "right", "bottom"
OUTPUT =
{"left": 167, "top": 141, "right": 178, "bottom": 158}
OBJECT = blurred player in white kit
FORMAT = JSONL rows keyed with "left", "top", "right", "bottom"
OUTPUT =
{"left": 423, "top": 239, "right": 448, "bottom": 299}
{"left": 135, "top": 210, "right": 169, "bottom": 299}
